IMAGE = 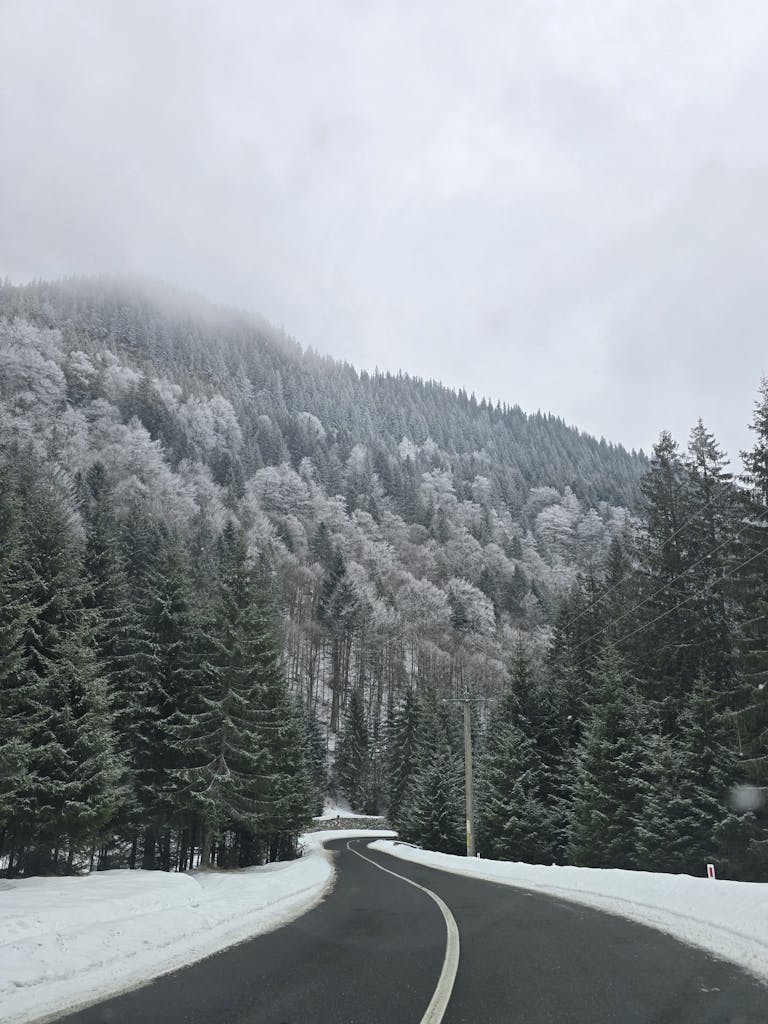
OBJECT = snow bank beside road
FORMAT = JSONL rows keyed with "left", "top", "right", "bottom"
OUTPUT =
{"left": 1, "top": 829, "right": 393, "bottom": 1024}
{"left": 369, "top": 840, "right": 768, "bottom": 983}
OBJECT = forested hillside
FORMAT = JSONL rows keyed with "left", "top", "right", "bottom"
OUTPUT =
{"left": 0, "top": 277, "right": 644, "bottom": 717}
{"left": 2, "top": 276, "right": 765, "bottom": 881}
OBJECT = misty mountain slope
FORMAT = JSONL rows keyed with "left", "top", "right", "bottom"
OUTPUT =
{"left": 0, "top": 276, "right": 644, "bottom": 720}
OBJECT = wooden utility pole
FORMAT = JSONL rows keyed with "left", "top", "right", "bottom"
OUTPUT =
{"left": 463, "top": 688, "right": 475, "bottom": 857}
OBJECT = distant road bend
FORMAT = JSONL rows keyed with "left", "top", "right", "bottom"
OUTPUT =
{"left": 56, "top": 837, "right": 767, "bottom": 1024}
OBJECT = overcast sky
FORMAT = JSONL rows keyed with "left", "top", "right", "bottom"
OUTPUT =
{"left": 2, "top": 1, "right": 768, "bottom": 461}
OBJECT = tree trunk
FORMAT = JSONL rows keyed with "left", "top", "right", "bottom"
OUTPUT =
{"left": 141, "top": 826, "right": 156, "bottom": 870}
{"left": 200, "top": 822, "right": 211, "bottom": 869}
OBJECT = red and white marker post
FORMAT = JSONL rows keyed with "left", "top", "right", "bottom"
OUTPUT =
{"left": 707, "top": 863, "right": 716, "bottom": 879}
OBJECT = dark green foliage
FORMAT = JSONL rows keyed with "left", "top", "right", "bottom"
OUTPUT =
{"left": 0, "top": 467, "right": 33, "bottom": 833}
{"left": 169, "top": 526, "right": 314, "bottom": 862}
{"left": 302, "top": 707, "right": 328, "bottom": 816}
{"left": 734, "top": 379, "right": 768, "bottom": 784}
{"left": 386, "top": 688, "right": 421, "bottom": 829}
{"left": 398, "top": 689, "right": 464, "bottom": 854}
{"left": 335, "top": 686, "right": 372, "bottom": 812}
{"left": 4, "top": 278, "right": 768, "bottom": 879}
{"left": 476, "top": 686, "right": 555, "bottom": 863}
{"left": 12, "top": 467, "right": 120, "bottom": 872}
{"left": 635, "top": 678, "right": 743, "bottom": 875}
{"left": 568, "top": 649, "right": 653, "bottom": 869}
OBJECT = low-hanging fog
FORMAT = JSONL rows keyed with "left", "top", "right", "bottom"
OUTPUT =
{"left": 2, "top": 0, "right": 768, "bottom": 460}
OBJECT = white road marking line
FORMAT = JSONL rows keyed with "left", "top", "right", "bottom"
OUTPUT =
{"left": 346, "top": 840, "right": 460, "bottom": 1024}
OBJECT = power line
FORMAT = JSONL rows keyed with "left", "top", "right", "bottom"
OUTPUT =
{"left": 566, "top": 505, "right": 768, "bottom": 663}
{"left": 573, "top": 539, "right": 768, "bottom": 673}
{"left": 556, "top": 491, "right": 723, "bottom": 636}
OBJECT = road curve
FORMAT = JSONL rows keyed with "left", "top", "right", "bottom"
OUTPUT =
{"left": 53, "top": 838, "right": 767, "bottom": 1024}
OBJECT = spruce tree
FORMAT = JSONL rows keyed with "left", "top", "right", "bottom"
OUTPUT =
{"left": 476, "top": 684, "right": 554, "bottom": 862}
{"left": 399, "top": 689, "right": 464, "bottom": 854}
{"left": 629, "top": 432, "right": 701, "bottom": 723}
{"left": 247, "top": 556, "right": 315, "bottom": 860}
{"left": 137, "top": 526, "right": 201, "bottom": 869}
{"left": 682, "top": 422, "right": 739, "bottom": 694}
{"left": 301, "top": 707, "right": 327, "bottom": 816}
{"left": 735, "top": 378, "right": 768, "bottom": 783}
{"left": 15, "top": 468, "right": 120, "bottom": 873}
{"left": 82, "top": 464, "right": 149, "bottom": 862}
{"left": 0, "top": 465, "right": 33, "bottom": 850}
{"left": 386, "top": 687, "right": 421, "bottom": 829}
{"left": 335, "top": 686, "right": 371, "bottom": 812}
{"left": 568, "top": 648, "right": 652, "bottom": 869}
{"left": 636, "top": 677, "right": 743, "bottom": 875}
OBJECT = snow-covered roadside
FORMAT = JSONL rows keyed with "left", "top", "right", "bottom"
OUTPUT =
{"left": 369, "top": 840, "right": 768, "bottom": 983}
{"left": 1, "top": 829, "right": 394, "bottom": 1024}
{"left": 314, "top": 800, "right": 386, "bottom": 821}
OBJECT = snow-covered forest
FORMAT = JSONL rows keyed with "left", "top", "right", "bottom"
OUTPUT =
{"left": 1, "top": 276, "right": 766, "bottom": 880}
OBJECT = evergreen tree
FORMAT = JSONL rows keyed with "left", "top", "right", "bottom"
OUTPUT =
{"left": 82, "top": 464, "right": 149, "bottom": 862}
{"left": 399, "top": 689, "right": 464, "bottom": 854}
{"left": 476, "top": 683, "right": 555, "bottom": 862}
{"left": 682, "top": 421, "right": 739, "bottom": 694}
{"left": 568, "top": 648, "right": 652, "bottom": 869}
{"left": 301, "top": 707, "right": 328, "bottom": 816}
{"left": 335, "top": 686, "right": 371, "bottom": 812}
{"left": 734, "top": 379, "right": 768, "bottom": 783}
{"left": 317, "top": 549, "right": 358, "bottom": 733}
{"left": 0, "top": 465, "right": 33, "bottom": 849}
{"left": 15, "top": 468, "right": 120, "bottom": 873}
{"left": 636, "top": 677, "right": 744, "bottom": 875}
{"left": 386, "top": 687, "right": 421, "bottom": 829}
{"left": 247, "top": 562, "right": 315, "bottom": 860}
{"left": 628, "top": 432, "right": 701, "bottom": 723}
{"left": 137, "top": 527, "right": 201, "bottom": 869}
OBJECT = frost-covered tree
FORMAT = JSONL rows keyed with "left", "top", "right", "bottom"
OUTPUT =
{"left": 0, "top": 465, "right": 33, "bottom": 842}
{"left": 568, "top": 648, "right": 653, "bottom": 870}
{"left": 335, "top": 686, "right": 371, "bottom": 812}
{"left": 386, "top": 687, "right": 421, "bottom": 829}
{"left": 476, "top": 683, "right": 555, "bottom": 863}
{"left": 636, "top": 678, "right": 744, "bottom": 875}
{"left": 398, "top": 690, "right": 464, "bottom": 854}
{"left": 12, "top": 464, "right": 120, "bottom": 874}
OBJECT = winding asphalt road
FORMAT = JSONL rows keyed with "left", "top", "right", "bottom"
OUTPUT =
{"left": 54, "top": 837, "right": 767, "bottom": 1024}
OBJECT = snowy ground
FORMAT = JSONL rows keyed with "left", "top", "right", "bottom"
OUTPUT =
{"left": 1, "top": 829, "right": 393, "bottom": 1024}
{"left": 314, "top": 799, "right": 386, "bottom": 821}
{"left": 370, "top": 840, "right": 768, "bottom": 983}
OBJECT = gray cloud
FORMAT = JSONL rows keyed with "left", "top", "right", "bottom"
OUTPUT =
{"left": 2, "top": 0, "right": 768, "bottom": 462}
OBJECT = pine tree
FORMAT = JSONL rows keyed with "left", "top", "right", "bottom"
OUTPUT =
{"left": 317, "top": 549, "right": 358, "bottom": 733}
{"left": 301, "top": 707, "right": 327, "bottom": 816}
{"left": 734, "top": 379, "right": 768, "bottom": 783}
{"left": 568, "top": 648, "right": 653, "bottom": 869}
{"left": 399, "top": 689, "right": 464, "bottom": 854}
{"left": 82, "top": 464, "right": 149, "bottom": 863}
{"left": 247, "top": 558, "right": 315, "bottom": 860}
{"left": 386, "top": 687, "right": 421, "bottom": 829}
{"left": 682, "top": 421, "right": 739, "bottom": 694}
{"left": 628, "top": 432, "right": 701, "bottom": 723}
{"left": 335, "top": 686, "right": 371, "bottom": 812}
{"left": 636, "top": 677, "right": 743, "bottom": 876}
{"left": 476, "top": 683, "right": 555, "bottom": 862}
{"left": 169, "top": 525, "right": 314, "bottom": 865}
{"left": 137, "top": 526, "right": 201, "bottom": 869}
{"left": 15, "top": 468, "right": 120, "bottom": 873}
{"left": 0, "top": 465, "right": 33, "bottom": 850}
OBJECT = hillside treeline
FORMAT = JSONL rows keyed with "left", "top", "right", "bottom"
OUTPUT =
{"left": 374, "top": 418, "right": 768, "bottom": 880}
{"left": 2, "top": 277, "right": 765, "bottom": 880}
{"left": 0, "top": 277, "right": 643, "bottom": 732}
